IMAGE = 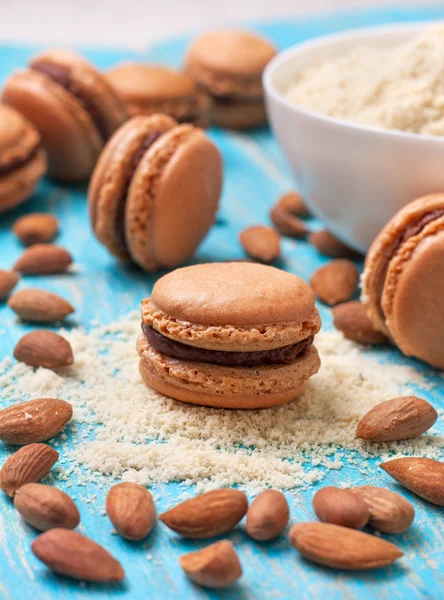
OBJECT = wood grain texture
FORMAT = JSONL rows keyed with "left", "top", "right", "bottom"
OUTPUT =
{"left": 1, "top": 7, "right": 444, "bottom": 599}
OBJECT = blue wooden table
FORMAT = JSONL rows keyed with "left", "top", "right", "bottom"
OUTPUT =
{"left": 1, "top": 6, "right": 444, "bottom": 599}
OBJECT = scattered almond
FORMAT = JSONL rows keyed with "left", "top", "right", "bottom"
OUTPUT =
{"left": 8, "top": 288, "right": 75, "bottom": 322}
{"left": 271, "top": 204, "right": 309, "bottom": 238}
{"left": 239, "top": 226, "right": 281, "bottom": 263}
{"left": 350, "top": 486, "right": 414, "bottom": 533}
{"left": 289, "top": 522, "right": 403, "bottom": 570}
{"left": 31, "top": 529, "right": 125, "bottom": 582}
{"left": 381, "top": 457, "right": 444, "bottom": 506}
{"left": 310, "top": 259, "right": 359, "bottom": 305}
{"left": 356, "top": 396, "right": 437, "bottom": 442}
{"left": 246, "top": 489, "right": 289, "bottom": 541}
{"left": 13, "top": 213, "right": 59, "bottom": 246}
{"left": 312, "top": 486, "right": 369, "bottom": 529}
{"left": 106, "top": 482, "right": 155, "bottom": 541}
{"left": 14, "top": 244, "right": 72, "bottom": 275}
{"left": 0, "top": 270, "right": 20, "bottom": 300}
{"left": 0, "top": 398, "right": 73, "bottom": 445}
{"left": 333, "top": 301, "right": 388, "bottom": 345}
{"left": 0, "top": 443, "right": 58, "bottom": 496}
{"left": 277, "top": 190, "right": 310, "bottom": 217}
{"left": 159, "top": 489, "right": 248, "bottom": 539}
{"left": 309, "top": 229, "right": 361, "bottom": 259}
{"left": 180, "top": 541, "right": 242, "bottom": 589}
{"left": 14, "top": 330, "right": 74, "bottom": 369}
{"left": 14, "top": 483, "right": 80, "bottom": 531}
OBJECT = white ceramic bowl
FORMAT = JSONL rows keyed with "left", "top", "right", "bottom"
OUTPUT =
{"left": 263, "top": 23, "right": 444, "bottom": 253}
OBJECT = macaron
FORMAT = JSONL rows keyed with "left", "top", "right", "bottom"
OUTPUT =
{"left": 2, "top": 49, "right": 128, "bottom": 182}
{"left": 185, "top": 30, "right": 277, "bottom": 129}
{"left": 138, "top": 262, "right": 321, "bottom": 408}
{"left": 106, "top": 63, "right": 210, "bottom": 127}
{"left": 363, "top": 194, "right": 444, "bottom": 369}
{"left": 0, "top": 105, "right": 46, "bottom": 214}
{"left": 89, "top": 114, "right": 223, "bottom": 271}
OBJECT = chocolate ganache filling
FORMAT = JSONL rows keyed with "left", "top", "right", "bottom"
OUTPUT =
{"left": 0, "top": 144, "right": 40, "bottom": 177}
{"left": 143, "top": 323, "right": 313, "bottom": 367}
{"left": 32, "top": 61, "right": 110, "bottom": 141}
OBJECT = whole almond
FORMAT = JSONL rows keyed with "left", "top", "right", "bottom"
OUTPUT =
{"left": 333, "top": 301, "right": 388, "bottom": 345}
{"left": 8, "top": 288, "right": 75, "bottom": 322}
{"left": 271, "top": 204, "right": 309, "bottom": 238}
{"left": 310, "top": 259, "right": 359, "bottom": 306}
{"left": 0, "top": 443, "right": 58, "bottom": 496}
{"left": 14, "top": 483, "right": 80, "bottom": 531}
{"left": 277, "top": 190, "right": 310, "bottom": 218}
{"left": 246, "top": 489, "right": 289, "bottom": 541}
{"left": 239, "top": 226, "right": 281, "bottom": 263}
{"left": 14, "top": 330, "right": 74, "bottom": 369}
{"left": 13, "top": 213, "right": 58, "bottom": 246}
{"left": 180, "top": 541, "right": 242, "bottom": 589}
{"left": 289, "top": 522, "right": 403, "bottom": 570}
{"left": 312, "top": 486, "right": 369, "bottom": 529}
{"left": 381, "top": 457, "right": 444, "bottom": 505}
{"left": 0, "top": 398, "right": 73, "bottom": 445}
{"left": 350, "top": 486, "right": 414, "bottom": 533}
{"left": 14, "top": 244, "right": 72, "bottom": 275}
{"left": 106, "top": 482, "right": 155, "bottom": 541}
{"left": 356, "top": 396, "right": 437, "bottom": 442}
{"left": 159, "top": 489, "right": 248, "bottom": 539}
{"left": 0, "top": 270, "right": 20, "bottom": 300}
{"left": 309, "top": 230, "right": 361, "bottom": 259}
{"left": 32, "top": 529, "right": 125, "bottom": 582}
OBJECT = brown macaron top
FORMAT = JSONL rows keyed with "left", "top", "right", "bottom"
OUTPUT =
{"left": 363, "top": 193, "right": 444, "bottom": 368}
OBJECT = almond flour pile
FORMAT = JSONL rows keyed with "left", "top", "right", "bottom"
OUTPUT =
{"left": 0, "top": 312, "right": 441, "bottom": 495}
{"left": 286, "top": 25, "right": 444, "bottom": 136}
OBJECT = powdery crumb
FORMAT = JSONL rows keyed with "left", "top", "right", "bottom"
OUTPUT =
{"left": 0, "top": 313, "right": 440, "bottom": 494}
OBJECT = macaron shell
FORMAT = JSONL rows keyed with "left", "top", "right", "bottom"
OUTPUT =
{"left": 382, "top": 221, "right": 444, "bottom": 368}
{"left": 0, "top": 148, "right": 46, "bottom": 213}
{"left": 3, "top": 70, "right": 102, "bottom": 181}
{"left": 89, "top": 114, "right": 176, "bottom": 258}
{"left": 125, "top": 126, "right": 222, "bottom": 271}
{"left": 0, "top": 105, "right": 40, "bottom": 168}
{"left": 210, "top": 99, "right": 267, "bottom": 129}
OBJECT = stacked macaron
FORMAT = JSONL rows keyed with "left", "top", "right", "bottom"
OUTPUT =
{"left": 185, "top": 30, "right": 277, "bottom": 129}
{"left": 106, "top": 63, "right": 210, "bottom": 127}
{"left": 363, "top": 194, "right": 444, "bottom": 369}
{"left": 138, "top": 262, "right": 321, "bottom": 408}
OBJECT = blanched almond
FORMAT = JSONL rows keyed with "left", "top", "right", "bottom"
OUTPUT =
{"left": 0, "top": 270, "right": 20, "bottom": 300}
{"left": 180, "top": 541, "right": 242, "bottom": 588}
{"left": 239, "top": 226, "right": 281, "bottom": 263}
{"left": 14, "top": 483, "right": 80, "bottom": 531}
{"left": 310, "top": 259, "right": 359, "bottom": 306}
{"left": 246, "top": 489, "right": 289, "bottom": 541}
{"left": 8, "top": 288, "right": 74, "bottom": 322}
{"left": 381, "top": 457, "right": 444, "bottom": 505}
{"left": 0, "top": 443, "right": 58, "bottom": 496}
{"left": 14, "top": 244, "right": 72, "bottom": 275}
{"left": 312, "top": 486, "right": 369, "bottom": 529}
{"left": 14, "top": 330, "right": 74, "bottom": 369}
{"left": 106, "top": 482, "right": 155, "bottom": 541}
{"left": 350, "top": 486, "right": 414, "bottom": 533}
{"left": 13, "top": 213, "right": 58, "bottom": 246}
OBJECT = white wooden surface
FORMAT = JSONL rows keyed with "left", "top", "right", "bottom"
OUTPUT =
{"left": 0, "top": 0, "right": 436, "bottom": 48}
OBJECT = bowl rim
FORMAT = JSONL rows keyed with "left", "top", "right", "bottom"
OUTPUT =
{"left": 263, "top": 20, "right": 444, "bottom": 144}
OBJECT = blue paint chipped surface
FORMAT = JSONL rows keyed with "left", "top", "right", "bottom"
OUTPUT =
{"left": 1, "top": 6, "right": 444, "bottom": 599}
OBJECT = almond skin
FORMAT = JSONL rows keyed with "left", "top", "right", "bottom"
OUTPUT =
{"left": 271, "top": 204, "right": 309, "bottom": 238}
{"left": 180, "top": 541, "right": 242, "bottom": 589}
{"left": 277, "top": 191, "right": 310, "bottom": 218}
{"left": 333, "top": 301, "right": 388, "bottom": 345}
{"left": 14, "top": 330, "right": 74, "bottom": 369}
{"left": 13, "top": 213, "right": 58, "bottom": 246}
{"left": 310, "top": 259, "right": 359, "bottom": 306}
{"left": 239, "top": 226, "right": 281, "bottom": 263}
{"left": 32, "top": 529, "right": 125, "bottom": 582}
{"left": 309, "top": 230, "right": 361, "bottom": 259}
{"left": 246, "top": 489, "right": 289, "bottom": 541}
{"left": 14, "top": 244, "right": 72, "bottom": 275}
{"left": 381, "top": 457, "right": 444, "bottom": 505}
{"left": 289, "top": 522, "right": 403, "bottom": 570}
{"left": 350, "top": 486, "right": 414, "bottom": 533}
{"left": 8, "top": 288, "right": 75, "bottom": 322}
{"left": 0, "top": 270, "right": 20, "bottom": 300}
{"left": 0, "top": 443, "right": 59, "bottom": 496}
{"left": 0, "top": 398, "right": 73, "bottom": 445}
{"left": 14, "top": 483, "right": 80, "bottom": 531}
{"left": 356, "top": 396, "right": 438, "bottom": 442}
{"left": 159, "top": 489, "right": 248, "bottom": 539}
{"left": 312, "top": 486, "right": 370, "bottom": 529}
{"left": 106, "top": 482, "right": 155, "bottom": 541}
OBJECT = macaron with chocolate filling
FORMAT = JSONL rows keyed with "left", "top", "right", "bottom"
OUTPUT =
{"left": 0, "top": 106, "right": 46, "bottom": 214}
{"left": 138, "top": 262, "right": 321, "bottom": 408}
{"left": 106, "top": 63, "right": 210, "bottom": 127}
{"left": 185, "top": 30, "right": 276, "bottom": 129}
{"left": 89, "top": 114, "right": 223, "bottom": 271}
{"left": 363, "top": 194, "right": 444, "bottom": 369}
{"left": 2, "top": 49, "right": 128, "bottom": 181}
